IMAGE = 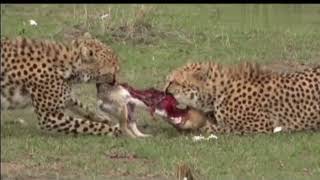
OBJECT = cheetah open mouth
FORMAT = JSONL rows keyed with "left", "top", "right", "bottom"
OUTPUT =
{"left": 120, "top": 83, "right": 189, "bottom": 127}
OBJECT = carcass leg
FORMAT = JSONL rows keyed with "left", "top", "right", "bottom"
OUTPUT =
{"left": 126, "top": 102, "right": 151, "bottom": 137}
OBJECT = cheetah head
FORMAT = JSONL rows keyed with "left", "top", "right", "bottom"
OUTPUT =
{"left": 164, "top": 62, "right": 213, "bottom": 111}
{"left": 72, "top": 33, "right": 120, "bottom": 85}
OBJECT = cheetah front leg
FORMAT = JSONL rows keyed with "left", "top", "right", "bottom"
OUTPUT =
{"left": 32, "top": 93, "right": 121, "bottom": 136}
{"left": 198, "top": 121, "right": 232, "bottom": 135}
{"left": 36, "top": 109, "right": 121, "bottom": 136}
{"left": 199, "top": 120, "right": 276, "bottom": 135}
{"left": 30, "top": 80, "right": 121, "bottom": 136}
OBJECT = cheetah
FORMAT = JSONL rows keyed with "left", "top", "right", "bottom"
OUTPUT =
{"left": 1, "top": 34, "right": 122, "bottom": 136}
{"left": 164, "top": 61, "right": 320, "bottom": 134}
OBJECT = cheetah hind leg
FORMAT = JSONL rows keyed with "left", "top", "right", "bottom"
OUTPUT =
{"left": 125, "top": 102, "right": 151, "bottom": 138}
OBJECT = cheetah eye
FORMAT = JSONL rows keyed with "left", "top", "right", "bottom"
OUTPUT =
{"left": 192, "top": 73, "right": 202, "bottom": 81}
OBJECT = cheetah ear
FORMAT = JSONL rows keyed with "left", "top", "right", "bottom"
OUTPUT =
{"left": 192, "top": 65, "right": 209, "bottom": 81}
{"left": 163, "top": 72, "right": 183, "bottom": 92}
{"left": 83, "top": 32, "right": 92, "bottom": 39}
{"left": 71, "top": 39, "right": 80, "bottom": 47}
{"left": 173, "top": 71, "right": 185, "bottom": 82}
{"left": 81, "top": 46, "right": 88, "bottom": 56}
{"left": 80, "top": 46, "right": 95, "bottom": 63}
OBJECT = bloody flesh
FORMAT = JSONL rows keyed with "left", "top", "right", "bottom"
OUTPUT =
{"left": 120, "top": 83, "right": 188, "bottom": 118}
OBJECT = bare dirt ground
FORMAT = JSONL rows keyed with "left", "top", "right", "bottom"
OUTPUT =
{"left": 1, "top": 161, "right": 171, "bottom": 180}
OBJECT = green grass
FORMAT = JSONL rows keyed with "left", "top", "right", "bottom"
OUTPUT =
{"left": 1, "top": 4, "right": 320, "bottom": 180}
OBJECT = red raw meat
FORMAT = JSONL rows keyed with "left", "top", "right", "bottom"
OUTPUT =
{"left": 120, "top": 83, "right": 188, "bottom": 118}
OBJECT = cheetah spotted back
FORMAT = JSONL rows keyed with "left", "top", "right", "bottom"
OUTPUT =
{"left": 165, "top": 62, "right": 320, "bottom": 134}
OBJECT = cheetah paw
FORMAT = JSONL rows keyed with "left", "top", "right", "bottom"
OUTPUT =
{"left": 273, "top": 126, "right": 283, "bottom": 133}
